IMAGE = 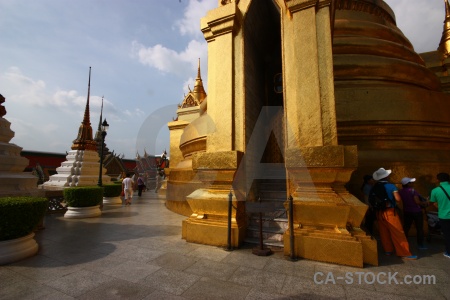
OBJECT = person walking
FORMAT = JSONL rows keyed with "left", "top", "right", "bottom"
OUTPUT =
{"left": 399, "top": 177, "right": 428, "bottom": 250}
{"left": 122, "top": 173, "right": 134, "bottom": 205}
{"left": 371, "top": 168, "right": 417, "bottom": 260}
{"left": 429, "top": 172, "right": 450, "bottom": 259}
{"left": 137, "top": 174, "right": 145, "bottom": 197}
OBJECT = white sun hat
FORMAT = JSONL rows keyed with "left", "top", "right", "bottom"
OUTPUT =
{"left": 401, "top": 177, "right": 416, "bottom": 185}
{"left": 373, "top": 168, "right": 392, "bottom": 181}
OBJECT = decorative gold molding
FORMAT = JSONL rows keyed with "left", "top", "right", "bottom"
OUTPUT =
{"left": 284, "top": 0, "right": 332, "bottom": 14}
{"left": 201, "top": 4, "right": 238, "bottom": 42}
{"left": 179, "top": 95, "right": 200, "bottom": 109}
{"left": 285, "top": 0, "right": 317, "bottom": 13}
{"left": 221, "top": 0, "right": 239, "bottom": 5}
{"left": 334, "top": 0, "right": 395, "bottom": 25}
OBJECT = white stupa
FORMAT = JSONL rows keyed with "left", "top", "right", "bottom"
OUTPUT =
{"left": 0, "top": 94, "right": 39, "bottom": 197}
{"left": 41, "top": 67, "right": 110, "bottom": 189}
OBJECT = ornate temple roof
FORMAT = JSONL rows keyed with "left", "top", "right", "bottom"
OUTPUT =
{"left": 178, "top": 58, "right": 207, "bottom": 109}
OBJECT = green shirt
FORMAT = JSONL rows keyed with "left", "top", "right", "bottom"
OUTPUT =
{"left": 430, "top": 181, "right": 450, "bottom": 219}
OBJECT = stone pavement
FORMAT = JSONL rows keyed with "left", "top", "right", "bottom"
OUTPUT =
{"left": 2, "top": 191, "right": 449, "bottom": 300}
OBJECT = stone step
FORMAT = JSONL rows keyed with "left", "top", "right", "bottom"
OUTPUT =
{"left": 244, "top": 237, "right": 284, "bottom": 249}
{"left": 258, "top": 182, "right": 286, "bottom": 190}
{"left": 246, "top": 216, "right": 288, "bottom": 247}
{"left": 246, "top": 178, "right": 288, "bottom": 248}
{"left": 258, "top": 192, "right": 288, "bottom": 202}
{"left": 248, "top": 216, "right": 288, "bottom": 229}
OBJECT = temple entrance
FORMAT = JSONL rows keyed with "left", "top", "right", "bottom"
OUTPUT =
{"left": 243, "top": 0, "right": 286, "bottom": 247}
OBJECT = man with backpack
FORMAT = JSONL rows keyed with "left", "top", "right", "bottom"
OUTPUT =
{"left": 370, "top": 168, "right": 417, "bottom": 260}
{"left": 429, "top": 172, "right": 450, "bottom": 259}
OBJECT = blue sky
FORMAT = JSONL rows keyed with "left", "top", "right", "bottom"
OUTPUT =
{"left": 0, "top": 0, "right": 445, "bottom": 159}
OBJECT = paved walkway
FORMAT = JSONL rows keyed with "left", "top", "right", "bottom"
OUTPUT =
{"left": 2, "top": 191, "right": 449, "bottom": 299}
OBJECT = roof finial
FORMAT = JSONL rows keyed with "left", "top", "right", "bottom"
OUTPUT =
{"left": 83, "top": 66, "right": 91, "bottom": 126}
{"left": 197, "top": 58, "right": 201, "bottom": 79}
{"left": 192, "top": 58, "right": 207, "bottom": 104}
{"left": 439, "top": 0, "right": 450, "bottom": 58}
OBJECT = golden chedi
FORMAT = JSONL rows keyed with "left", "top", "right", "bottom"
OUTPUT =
{"left": 422, "top": 0, "right": 450, "bottom": 94}
{"left": 166, "top": 60, "right": 211, "bottom": 216}
{"left": 167, "top": 0, "right": 450, "bottom": 267}
{"left": 334, "top": 0, "right": 450, "bottom": 197}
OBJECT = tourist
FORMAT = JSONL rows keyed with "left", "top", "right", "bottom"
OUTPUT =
{"left": 361, "top": 174, "right": 376, "bottom": 235}
{"left": 137, "top": 174, "right": 145, "bottom": 197}
{"left": 117, "top": 171, "right": 126, "bottom": 182}
{"left": 155, "top": 170, "right": 164, "bottom": 193}
{"left": 371, "top": 168, "right": 417, "bottom": 259}
{"left": 122, "top": 173, "right": 134, "bottom": 205}
{"left": 429, "top": 172, "right": 450, "bottom": 259}
{"left": 399, "top": 177, "right": 428, "bottom": 250}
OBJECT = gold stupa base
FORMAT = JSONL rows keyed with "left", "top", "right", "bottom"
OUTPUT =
{"left": 283, "top": 145, "right": 377, "bottom": 267}
{"left": 166, "top": 167, "right": 203, "bottom": 217}
{"left": 283, "top": 226, "right": 377, "bottom": 267}
{"left": 182, "top": 218, "right": 245, "bottom": 247}
{"left": 182, "top": 186, "right": 246, "bottom": 247}
{"left": 165, "top": 200, "right": 192, "bottom": 217}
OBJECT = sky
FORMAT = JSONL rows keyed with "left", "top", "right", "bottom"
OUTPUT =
{"left": 0, "top": 0, "right": 446, "bottom": 159}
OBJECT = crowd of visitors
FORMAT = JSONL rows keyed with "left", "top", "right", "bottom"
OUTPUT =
{"left": 362, "top": 168, "right": 450, "bottom": 260}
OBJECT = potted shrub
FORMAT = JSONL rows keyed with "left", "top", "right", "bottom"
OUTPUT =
{"left": 63, "top": 186, "right": 103, "bottom": 218}
{"left": 103, "top": 183, "right": 122, "bottom": 205}
{"left": 0, "top": 196, "right": 48, "bottom": 265}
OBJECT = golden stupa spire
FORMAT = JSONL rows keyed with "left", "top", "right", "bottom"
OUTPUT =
{"left": 71, "top": 67, "right": 97, "bottom": 151}
{"left": 439, "top": 0, "right": 450, "bottom": 57}
{"left": 192, "top": 58, "right": 207, "bottom": 104}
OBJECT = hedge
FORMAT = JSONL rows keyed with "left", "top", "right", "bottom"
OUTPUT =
{"left": 103, "top": 184, "right": 122, "bottom": 197}
{"left": 0, "top": 196, "right": 48, "bottom": 241}
{"left": 63, "top": 186, "right": 103, "bottom": 207}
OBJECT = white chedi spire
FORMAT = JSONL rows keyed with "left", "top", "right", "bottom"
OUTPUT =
{"left": 0, "top": 94, "right": 40, "bottom": 197}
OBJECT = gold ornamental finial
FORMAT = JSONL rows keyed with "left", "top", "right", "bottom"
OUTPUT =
{"left": 196, "top": 58, "right": 201, "bottom": 79}
{"left": 439, "top": 0, "right": 450, "bottom": 58}
{"left": 71, "top": 67, "right": 97, "bottom": 151}
{"left": 192, "top": 58, "right": 207, "bottom": 104}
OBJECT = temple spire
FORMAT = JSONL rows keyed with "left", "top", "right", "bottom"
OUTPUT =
{"left": 197, "top": 58, "right": 201, "bottom": 79}
{"left": 439, "top": 0, "right": 450, "bottom": 57}
{"left": 95, "top": 96, "right": 109, "bottom": 156}
{"left": 192, "top": 58, "right": 207, "bottom": 104}
{"left": 97, "top": 96, "right": 104, "bottom": 132}
{"left": 71, "top": 67, "right": 97, "bottom": 151}
{"left": 83, "top": 67, "right": 91, "bottom": 126}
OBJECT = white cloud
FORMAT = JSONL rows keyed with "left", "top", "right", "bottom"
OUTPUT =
{"left": 131, "top": 0, "right": 211, "bottom": 77}
{"left": 385, "top": 0, "right": 442, "bottom": 53}
{"left": 1, "top": 67, "right": 123, "bottom": 117}
{"left": 2, "top": 67, "right": 47, "bottom": 107}
{"left": 174, "top": 0, "right": 217, "bottom": 37}
{"left": 132, "top": 40, "right": 207, "bottom": 76}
